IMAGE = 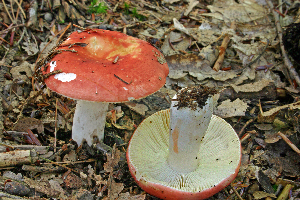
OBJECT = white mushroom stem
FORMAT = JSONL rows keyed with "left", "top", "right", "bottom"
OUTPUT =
{"left": 167, "top": 94, "right": 213, "bottom": 173}
{"left": 72, "top": 100, "right": 109, "bottom": 146}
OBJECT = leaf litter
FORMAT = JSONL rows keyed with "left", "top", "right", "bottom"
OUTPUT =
{"left": 0, "top": 0, "right": 300, "bottom": 199}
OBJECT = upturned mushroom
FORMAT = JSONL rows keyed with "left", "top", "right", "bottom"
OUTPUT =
{"left": 43, "top": 29, "right": 169, "bottom": 145}
{"left": 126, "top": 86, "right": 241, "bottom": 200}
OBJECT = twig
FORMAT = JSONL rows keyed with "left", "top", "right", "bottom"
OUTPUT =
{"left": 0, "top": 36, "right": 10, "bottom": 45}
{"left": 2, "top": 0, "right": 14, "bottom": 23}
{"left": 0, "top": 23, "right": 26, "bottom": 35}
{"left": 266, "top": 0, "right": 300, "bottom": 87}
{"left": 38, "top": 155, "right": 81, "bottom": 174}
{"left": 34, "top": 22, "right": 71, "bottom": 72}
{"left": 42, "top": 69, "right": 62, "bottom": 80}
{"left": 27, "top": 129, "right": 42, "bottom": 146}
{"left": 277, "top": 184, "right": 293, "bottom": 200}
{"left": 238, "top": 118, "right": 255, "bottom": 136}
{"left": 277, "top": 131, "right": 300, "bottom": 156}
{"left": 54, "top": 98, "right": 58, "bottom": 152}
{"left": 246, "top": 40, "right": 270, "bottom": 67}
{"left": 14, "top": 0, "right": 26, "bottom": 19}
{"left": 230, "top": 183, "right": 244, "bottom": 200}
{"left": 213, "top": 22, "right": 236, "bottom": 71}
{"left": 10, "top": 0, "right": 16, "bottom": 23}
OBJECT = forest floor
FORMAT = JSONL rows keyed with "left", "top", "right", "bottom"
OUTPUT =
{"left": 0, "top": 0, "right": 300, "bottom": 199}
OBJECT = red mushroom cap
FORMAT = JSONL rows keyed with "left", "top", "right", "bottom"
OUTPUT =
{"left": 44, "top": 29, "right": 169, "bottom": 102}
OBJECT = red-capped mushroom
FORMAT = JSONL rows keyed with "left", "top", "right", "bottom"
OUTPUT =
{"left": 126, "top": 86, "right": 241, "bottom": 200}
{"left": 44, "top": 29, "right": 169, "bottom": 145}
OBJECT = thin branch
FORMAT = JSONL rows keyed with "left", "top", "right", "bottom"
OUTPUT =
{"left": 246, "top": 40, "right": 270, "bottom": 67}
{"left": 0, "top": 23, "right": 26, "bottom": 35}
{"left": 2, "top": 0, "right": 14, "bottom": 23}
{"left": 14, "top": 0, "right": 26, "bottom": 19}
{"left": 278, "top": 131, "right": 300, "bottom": 156}
{"left": 213, "top": 22, "right": 236, "bottom": 71}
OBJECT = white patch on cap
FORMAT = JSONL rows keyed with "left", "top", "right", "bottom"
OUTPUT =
{"left": 65, "top": 38, "right": 71, "bottom": 41}
{"left": 54, "top": 73, "right": 77, "bottom": 82}
{"left": 50, "top": 61, "right": 56, "bottom": 72}
{"left": 123, "top": 87, "right": 128, "bottom": 90}
{"left": 128, "top": 97, "right": 135, "bottom": 101}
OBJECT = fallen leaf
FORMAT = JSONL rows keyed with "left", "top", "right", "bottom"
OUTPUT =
{"left": 231, "top": 79, "right": 272, "bottom": 93}
{"left": 125, "top": 102, "right": 148, "bottom": 116}
{"left": 202, "top": 0, "right": 267, "bottom": 23}
{"left": 252, "top": 191, "right": 276, "bottom": 199}
{"left": 215, "top": 98, "right": 248, "bottom": 118}
{"left": 104, "top": 144, "right": 121, "bottom": 173}
{"left": 24, "top": 177, "right": 60, "bottom": 197}
{"left": 14, "top": 117, "right": 44, "bottom": 133}
{"left": 107, "top": 175, "right": 124, "bottom": 200}
{"left": 22, "top": 42, "right": 39, "bottom": 55}
{"left": 117, "top": 192, "right": 146, "bottom": 200}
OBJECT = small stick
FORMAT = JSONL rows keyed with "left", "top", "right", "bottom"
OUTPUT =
{"left": 38, "top": 156, "right": 80, "bottom": 174}
{"left": 277, "top": 132, "right": 300, "bottom": 156}
{"left": 240, "top": 132, "right": 251, "bottom": 143}
{"left": 266, "top": 0, "right": 300, "bottom": 87}
{"left": 10, "top": 0, "right": 16, "bottom": 23}
{"left": 114, "top": 74, "right": 131, "bottom": 84}
{"left": 42, "top": 69, "right": 62, "bottom": 79}
{"left": 277, "top": 184, "right": 293, "bottom": 200}
{"left": 213, "top": 21, "right": 236, "bottom": 71}
{"left": 0, "top": 36, "right": 10, "bottom": 44}
{"left": 34, "top": 22, "right": 71, "bottom": 72}
{"left": 168, "top": 38, "right": 176, "bottom": 51}
{"left": 246, "top": 40, "right": 270, "bottom": 67}
{"left": 27, "top": 129, "right": 42, "bottom": 146}
{"left": 230, "top": 183, "right": 244, "bottom": 200}
{"left": 54, "top": 98, "right": 58, "bottom": 153}
{"left": 238, "top": 118, "right": 254, "bottom": 136}
{"left": 2, "top": 0, "right": 14, "bottom": 23}
{"left": 14, "top": 0, "right": 26, "bottom": 19}
{"left": 0, "top": 23, "right": 25, "bottom": 35}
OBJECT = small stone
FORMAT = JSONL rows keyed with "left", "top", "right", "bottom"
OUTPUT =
{"left": 71, "top": 189, "right": 94, "bottom": 200}
{"left": 44, "top": 13, "right": 53, "bottom": 22}
{"left": 78, "top": 20, "right": 85, "bottom": 27}
{"left": 5, "top": 181, "right": 30, "bottom": 196}
{"left": 148, "top": 29, "right": 157, "bottom": 35}
{"left": 63, "top": 172, "right": 83, "bottom": 189}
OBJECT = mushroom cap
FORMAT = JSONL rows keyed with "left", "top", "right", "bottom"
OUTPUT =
{"left": 126, "top": 109, "right": 241, "bottom": 200}
{"left": 44, "top": 29, "right": 169, "bottom": 102}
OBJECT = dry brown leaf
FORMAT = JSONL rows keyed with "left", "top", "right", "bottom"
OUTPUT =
{"left": 202, "top": 0, "right": 267, "bottom": 23}
{"left": 104, "top": 144, "right": 121, "bottom": 173}
{"left": 14, "top": 117, "right": 44, "bottom": 133}
{"left": 112, "top": 115, "right": 135, "bottom": 130}
{"left": 252, "top": 191, "right": 276, "bottom": 199}
{"left": 125, "top": 102, "right": 148, "bottom": 116}
{"left": 10, "top": 61, "right": 34, "bottom": 82}
{"left": 117, "top": 192, "right": 146, "bottom": 200}
{"left": 24, "top": 177, "right": 60, "bottom": 197}
{"left": 22, "top": 42, "right": 39, "bottom": 56}
{"left": 231, "top": 79, "right": 272, "bottom": 93}
{"left": 184, "top": 0, "right": 199, "bottom": 16}
{"left": 215, "top": 98, "right": 248, "bottom": 118}
{"left": 107, "top": 175, "right": 124, "bottom": 200}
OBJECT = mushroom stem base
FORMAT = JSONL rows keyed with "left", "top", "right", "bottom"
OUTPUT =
{"left": 72, "top": 100, "right": 108, "bottom": 146}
